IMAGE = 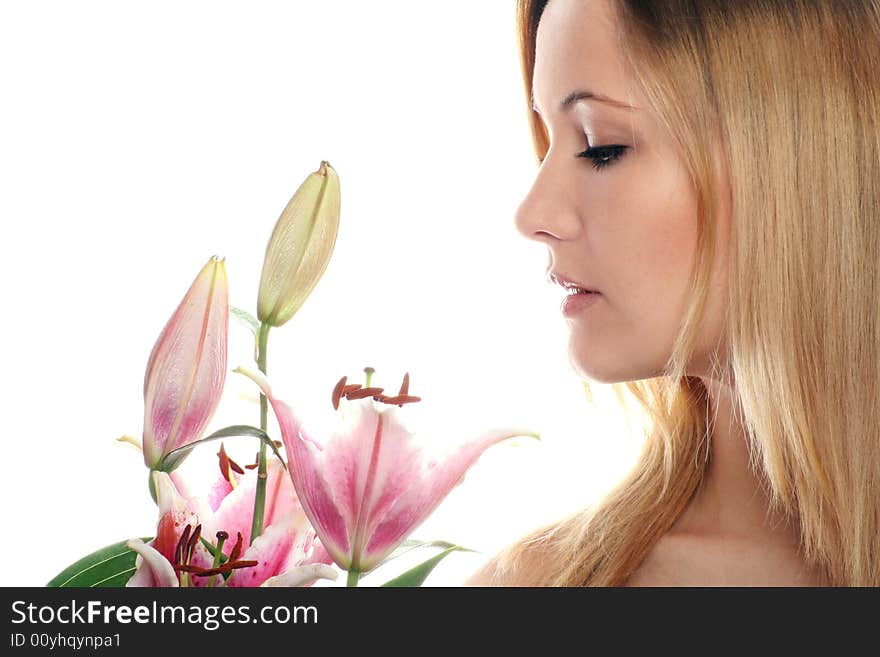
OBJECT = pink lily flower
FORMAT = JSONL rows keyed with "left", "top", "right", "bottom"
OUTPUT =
{"left": 235, "top": 366, "right": 538, "bottom": 575}
{"left": 142, "top": 256, "right": 229, "bottom": 471}
{"left": 127, "top": 462, "right": 336, "bottom": 587}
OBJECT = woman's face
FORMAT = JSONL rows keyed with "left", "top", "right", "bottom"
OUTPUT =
{"left": 517, "top": 0, "right": 730, "bottom": 383}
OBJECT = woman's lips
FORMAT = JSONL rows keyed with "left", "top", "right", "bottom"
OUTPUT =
{"left": 547, "top": 270, "right": 598, "bottom": 294}
{"left": 561, "top": 290, "right": 601, "bottom": 317}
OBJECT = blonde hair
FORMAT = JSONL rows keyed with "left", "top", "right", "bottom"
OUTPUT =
{"left": 495, "top": 0, "right": 880, "bottom": 586}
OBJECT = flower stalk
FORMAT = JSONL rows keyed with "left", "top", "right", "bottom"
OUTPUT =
{"left": 249, "top": 161, "right": 340, "bottom": 539}
{"left": 250, "top": 321, "right": 272, "bottom": 541}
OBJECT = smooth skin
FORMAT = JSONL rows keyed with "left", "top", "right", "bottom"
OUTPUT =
{"left": 469, "top": 0, "right": 824, "bottom": 586}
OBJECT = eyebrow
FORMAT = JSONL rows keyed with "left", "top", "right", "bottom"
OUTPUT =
{"left": 530, "top": 89, "right": 638, "bottom": 114}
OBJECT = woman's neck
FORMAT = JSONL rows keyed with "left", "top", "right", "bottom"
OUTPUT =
{"left": 672, "top": 377, "right": 799, "bottom": 544}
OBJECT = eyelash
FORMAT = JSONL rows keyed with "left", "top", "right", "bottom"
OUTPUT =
{"left": 577, "top": 145, "right": 628, "bottom": 170}
{"left": 537, "top": 144, "right": 629, "bottom": 171}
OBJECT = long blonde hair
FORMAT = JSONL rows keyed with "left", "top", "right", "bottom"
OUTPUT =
{"left": 498, "top": 0, "right": 880, "bottom": 586}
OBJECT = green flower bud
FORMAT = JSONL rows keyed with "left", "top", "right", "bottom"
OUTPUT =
{"left": 257, "top": 161, "right": 341, "bottom": 327}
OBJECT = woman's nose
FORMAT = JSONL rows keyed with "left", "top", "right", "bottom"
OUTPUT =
{"left": 514, "top": 154, "right": 582, "bottom": 244}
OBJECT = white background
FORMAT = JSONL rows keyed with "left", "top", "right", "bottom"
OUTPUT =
{"left": 0, "top": 1, "right": 643, "bottom": 586}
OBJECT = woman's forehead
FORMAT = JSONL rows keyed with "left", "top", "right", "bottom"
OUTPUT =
{"left": 532, "top": 0, "right": 641, "bottom": 121}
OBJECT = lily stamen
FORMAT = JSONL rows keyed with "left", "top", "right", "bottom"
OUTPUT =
{"left": 228, "top": 532, "right": 244, "bottom": 563}
{"left": 186, "top": 524, "right": 202, "bottom": 565}
{"left": 183, "top": 559, "right": 260, "bottom": 578}
{"left": 208, "top": 530, "right": 229, "bottom": 587}
{"left": 245, "top": 451, "right": 260, "bottom": 470}
{"left": 345, "top": 387, "right": 385, "bottom": 400}
{"left": 218, "top": 443, "right": 245, "bottom": 488}
{"left": 332, "top": 376, "right": 348, "bottom": 410}
{"left": 184, "top": 530, "right": 259, "bottom": 580}
{"left": 173, "top": 524, "right": 192, "bottom": 573}
{"left": 379, "top": 394, "right": 422, "bottom": 408}
{"left": 332, "top": 371, "right": 422, "bottom": 408}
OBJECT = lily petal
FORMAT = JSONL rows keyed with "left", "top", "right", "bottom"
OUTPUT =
{"left": 206, "top": 459, "right": 299, "bottom": 554}
{"left": 360, "top": 428, "right": 534, "bottom": 571}
{"left": 235, "top": 366, "right": 350, "bottom": 568}
{"left": 142, "top": 256, "right": 229, "bottom": 469}
{"left": 261, "top": 564, "right": 338, "bottom": 587}
{"left": 302, "top": 538, "right": 334, "bottom": 567}
{"left": 320, "top": 404, "right": 422, "bottom": 569}
{"left": 127, "top": 539, "right": 179, "bottom": 587}
{"left": 226, "top": 509, "right": 313, "bottom": 587}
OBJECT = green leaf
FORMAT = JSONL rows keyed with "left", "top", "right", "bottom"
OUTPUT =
{"left": 47, "top": 538, "right": 152, "bottom": 588}
{"left": 230, "top": 306, "right": 260, "bottom": 336}
{"left": 159, "top": 424, "right": 286, "bottom": 472}
{"left": 385, "top": 538, "right": 473, "bottom": 563}
{"left": 380, "top": 546, "right": 464, "bottom": 587}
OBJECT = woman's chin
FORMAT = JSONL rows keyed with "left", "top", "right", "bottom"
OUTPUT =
{"left": 568, "top": 346, "right": 657, "bottom": 385}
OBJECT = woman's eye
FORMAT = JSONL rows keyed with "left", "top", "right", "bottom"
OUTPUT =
{"left": 577, "top": 145, "right": 628, "bottom": 171}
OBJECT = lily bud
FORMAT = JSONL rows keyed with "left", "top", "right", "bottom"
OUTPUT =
{"left": 142, "top": 256, "right": 229, "bottom": 470}
{"left": 257, "top": 161, "right": 341, "bottom": 327}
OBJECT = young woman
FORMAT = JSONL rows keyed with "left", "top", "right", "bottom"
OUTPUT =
{"left": 468, "top": 0, "right": 880, "bottom": 586}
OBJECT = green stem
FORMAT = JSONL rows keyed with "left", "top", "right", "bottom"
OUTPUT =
{"left": 347, "top": 570, "right": 361, "bottom": 587}
{"left": 250, "top": 322, "right": 271, "bottom": 541}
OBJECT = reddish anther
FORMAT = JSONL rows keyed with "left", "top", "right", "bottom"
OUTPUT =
{"left": 332, "top": 376, "right": 347, "bottom": 410}
{"left": 342, "top": 384, "right": 362, "bottom": 394}
{"left": 218, "top": 443, "right": 244, "bottom": 483}
{"left": 218, "top": 443, "right": 231, "bottom": 482}
{"left": 399, "top": 372, "right": 410, "bottom": 396}
{"left": 379, "top": 394, "right": 422, "bottom": 407}
{"left": 244, "top": 451, "right": 260, "bottom": 470}
{"left": 184, "top": 559, "right": 259, "bottom": 577}
{"left": 174, "top": 525, "right": 192, "bottom": 567}
{"left": 186, "top": 524, "right": 202, "bottom": 563}
{"left": 228, "top": 532, "right": 244, "bottom": 563}
{"left": 346, "top": 387, "right": 384, "bottom": 400}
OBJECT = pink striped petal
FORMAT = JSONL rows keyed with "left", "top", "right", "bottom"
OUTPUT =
{"left": 149, "top": 474, "right": 226, "bottom": 588}
{"left": 206, "top": 473, "right": 234, "bottom": 512}
{"left": 127, "top": 539, "right": 179, "bottom": 587}
{"left": 261, "top": 564, "right": 338, "bottom": 587}
{"left": 235, "top": 367, "right": 351, "bottom": 568}
{"left": 320, "top": 404, "right": 422, "bottom": 569}
{"left": 142, "top": 256, "right": 229, "bottom": 468}
{"left": 226, "top": 509, "right": 313, "bottom": 587}
{"left": 360, "top": 428, "right": 530, "bottom": 571}
{"left": 151, "top": 472, "right": 201, "bottom": 564}
{"left": 302, "top": 538, "right": 334, "bottom": 567}
{"left": 263, "top": 458, "right": 301, "bottom": 529}
{"left": 206, "top": 459, "right": 299, "bottom": 552}
{"left": 274, "top": 399, "right": 351, "bottom": 568}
